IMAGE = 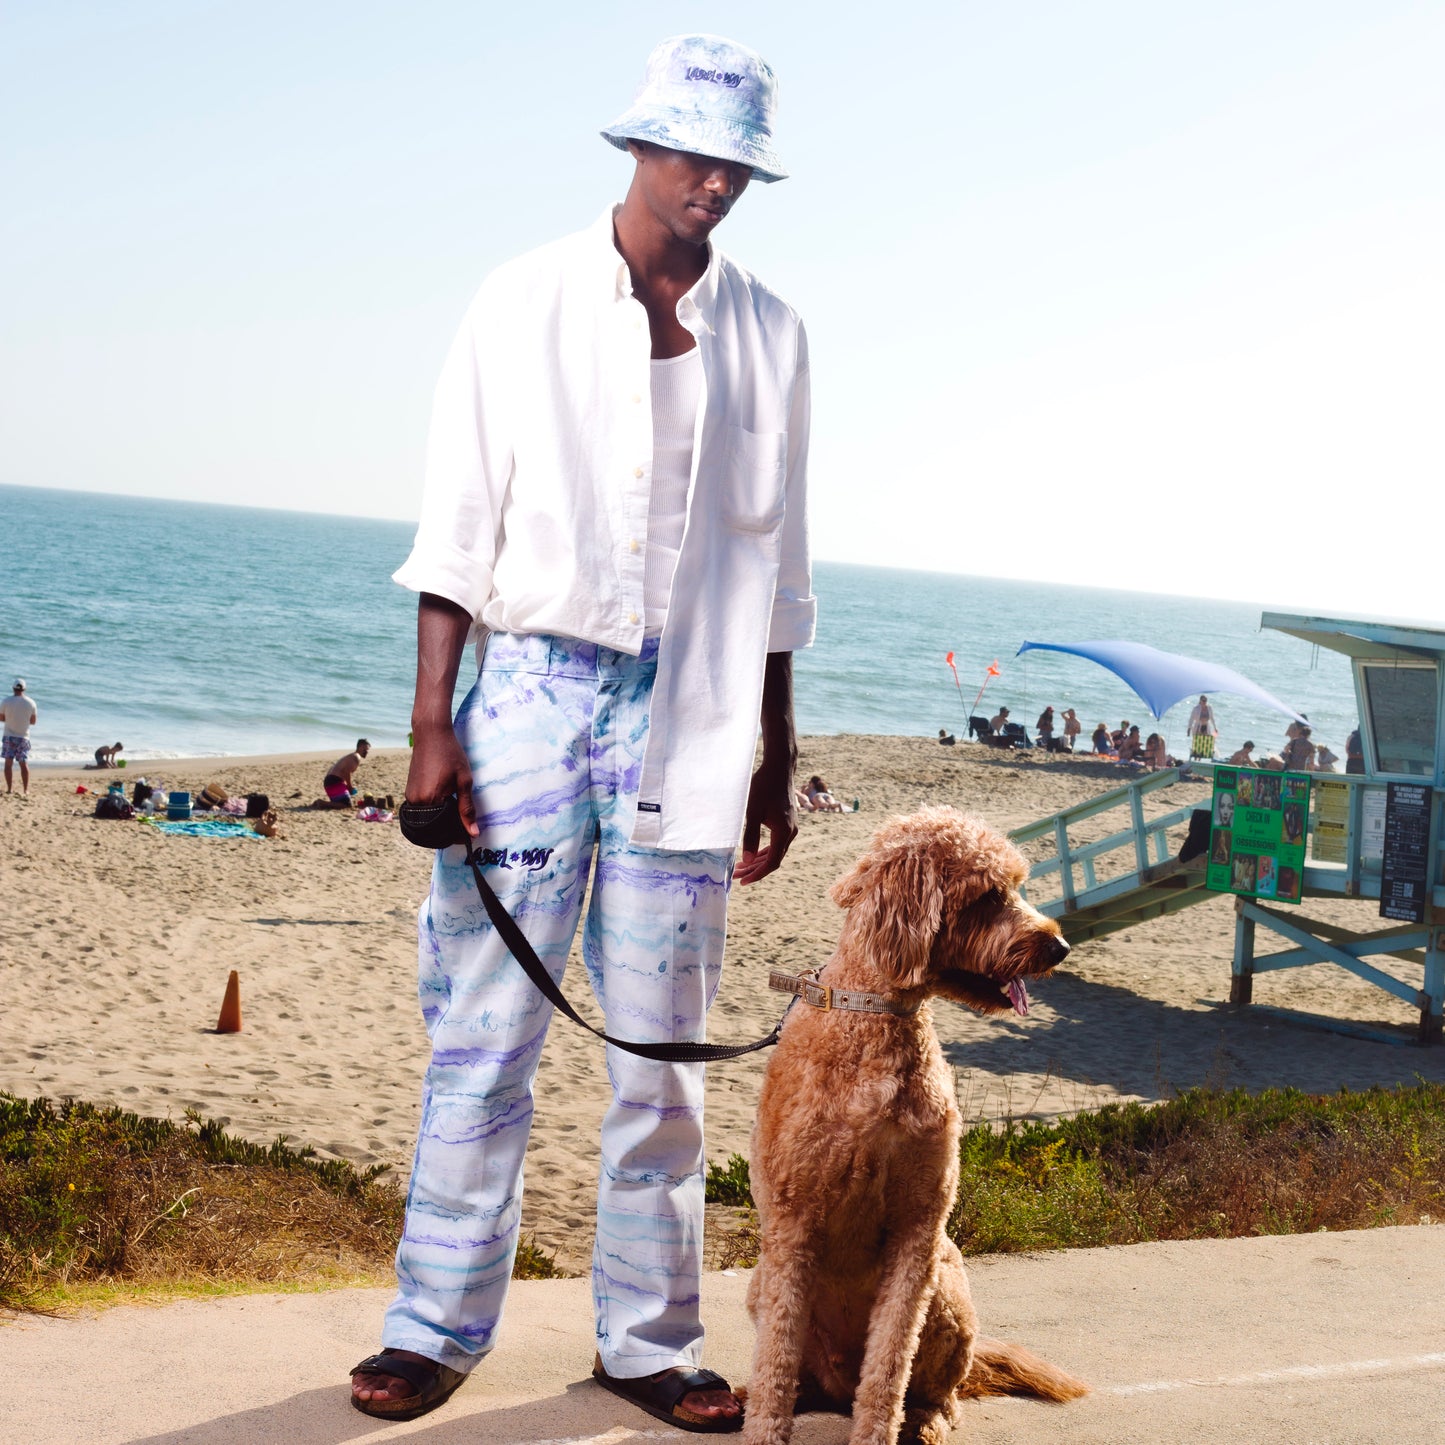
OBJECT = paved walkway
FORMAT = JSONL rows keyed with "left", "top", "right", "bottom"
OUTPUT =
{"left": 12, "top": 1226, "right": 1444, "bottom": 1443}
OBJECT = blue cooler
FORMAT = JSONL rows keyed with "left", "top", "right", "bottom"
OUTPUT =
{"left": 167, "top": 790, "right": 193, "bottom": 821}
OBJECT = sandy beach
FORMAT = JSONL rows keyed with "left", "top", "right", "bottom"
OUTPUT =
{"left": 4, "top": 738, "right": 1443, "bottom": 1272}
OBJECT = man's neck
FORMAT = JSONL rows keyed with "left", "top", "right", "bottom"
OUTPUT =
{"left": 612, "top": 198, "right": 709, "bottom": 296}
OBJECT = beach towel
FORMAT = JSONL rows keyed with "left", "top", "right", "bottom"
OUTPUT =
{"left": 141, "top": 816, "right": 262, "bottom": 840}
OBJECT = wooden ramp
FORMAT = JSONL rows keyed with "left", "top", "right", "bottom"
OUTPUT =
{"left": 1009, "top": 767, "right": 1211, "bottom": 943}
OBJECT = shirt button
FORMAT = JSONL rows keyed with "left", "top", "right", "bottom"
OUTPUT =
{"left": 628, "top": 539, "right": 640, "bottom": 553}
{"left": 632, "top": 394, "right": 642, "bottom": 404}
{"left": 633, "top": 466, "right": 644, "bottom": 478}
{"left": 629, "top": 612, "right": 640, "bottom": 625}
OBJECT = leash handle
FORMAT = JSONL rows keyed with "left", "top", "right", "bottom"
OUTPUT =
{"left": 465, "top": 849, "right": 783, "bottom": 1063}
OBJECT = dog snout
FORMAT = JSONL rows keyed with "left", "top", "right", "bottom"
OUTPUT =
{"left": 1048, "top": 933, "right": 1070, "bottom": 966}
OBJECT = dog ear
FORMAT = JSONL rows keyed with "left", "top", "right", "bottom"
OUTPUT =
{"left": 831, "top": 847, "right": 943, "bottom": 990}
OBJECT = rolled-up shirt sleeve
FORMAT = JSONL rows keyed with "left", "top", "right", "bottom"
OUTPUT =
{"left": 767, "top": 318, "right": 817, "bottom": 652}
{"left": 392, "top": 285, "right": 514, "bottom": 620}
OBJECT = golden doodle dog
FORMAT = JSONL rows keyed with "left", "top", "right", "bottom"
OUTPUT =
{"left": 743, "top": 807, "right": 1087, "bottom": 1445}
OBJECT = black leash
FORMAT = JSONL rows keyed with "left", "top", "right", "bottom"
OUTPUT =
{"left": 462, "top": 847, "right": 786, "bottom": 1063}
{"left": 399, "top": 794, "right": 786, "bottom": 1061}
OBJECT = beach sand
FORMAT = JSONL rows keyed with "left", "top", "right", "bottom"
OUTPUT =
{"left": 4, "top": 739, "right": 1442, "bottom": 1272}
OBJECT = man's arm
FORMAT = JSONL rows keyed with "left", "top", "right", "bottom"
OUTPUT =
{"left": 734, "top": 650, "right": 798, "bottom": 885}
{"left": 406, "top": 592, "right": 480, "bottom": 837}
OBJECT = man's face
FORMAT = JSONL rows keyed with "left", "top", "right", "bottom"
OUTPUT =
{"left": 630, "top": 142, "right": 752, "bottom": 244}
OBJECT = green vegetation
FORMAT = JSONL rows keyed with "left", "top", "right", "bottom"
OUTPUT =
{"left": 0, "top": 1093, "right": 560, "bottom": 1313}
{"left": 705, "top": 1083, "right": 1445, "bottom": 1262}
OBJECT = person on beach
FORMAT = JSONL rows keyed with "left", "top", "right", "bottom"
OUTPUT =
{"left": 1226, "top": 740, "right": 1256, "bottom": 767}
{"left": 88, "top": 741, "right": 124, "bottom": 769}
{"left": 1035, "top": 706, "right": 1055, "bottom": 746}
{"left": 1091, "top": 722, "right": 1113, "bottom": 755}
{"left": 1061, "top": 707, "right": 1081, "bottom": 750}
{"left": 319, "top": 739, "right": 370, "bottom": 808}
{"left": 1345, "top": 726, "right": 1365, "bottom": 774}
{"left": 1143, "top": 732, "right": 1172, "bottom": 769}
{"left": 2, "top": 679, "right": 37, "bottom": 795}
{"left": 1187, "top": 694, "right": 1217, "bottom": 741}
{"left": 353, "top": 36, "right": 812, "bottom": 1429}
{"left": 805, "top": 774, "right": 844, "bottom": 812}
{"left": 990, "top": 705, "right": 1011, "bottom": 732}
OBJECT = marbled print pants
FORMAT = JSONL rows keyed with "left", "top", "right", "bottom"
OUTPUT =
{"left": 382, "top": 633, "right": 734, "bottom": 1379}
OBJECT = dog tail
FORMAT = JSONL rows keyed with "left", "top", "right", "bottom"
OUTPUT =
{"left": 958, "top": 1338, "right": 1089, "bottom": 1402}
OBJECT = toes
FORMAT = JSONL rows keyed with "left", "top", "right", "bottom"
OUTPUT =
{"left": 684, "top": 1388, "right": 743, "bottom": 1418}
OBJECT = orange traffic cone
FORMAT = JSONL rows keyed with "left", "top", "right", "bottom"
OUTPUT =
{"left": 215, "top": 970, "right": 242, "bottom": 1033}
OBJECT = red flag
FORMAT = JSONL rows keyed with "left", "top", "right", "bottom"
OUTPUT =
{"left": 945, "top": 650, "right": 958, "bottom": 679}
{"left": 986, "top": 660, "right": 1000, "bottom": 677}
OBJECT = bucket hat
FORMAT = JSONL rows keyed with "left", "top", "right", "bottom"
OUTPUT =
{"left": 602, "top": 34, "right": 787, "bottom": 183}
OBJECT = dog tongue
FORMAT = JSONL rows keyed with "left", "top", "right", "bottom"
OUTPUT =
{"left": 1007, "top": 978, "right": 1031, "bottom": 1016}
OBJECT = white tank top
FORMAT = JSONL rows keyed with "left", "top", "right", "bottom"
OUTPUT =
{"left": 644, "top": 348, "right": 703, "bottom": 635}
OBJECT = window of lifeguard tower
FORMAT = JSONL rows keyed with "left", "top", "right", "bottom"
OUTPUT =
{"left": 1360, "top": 662, "right": 1439, "bottom": 777}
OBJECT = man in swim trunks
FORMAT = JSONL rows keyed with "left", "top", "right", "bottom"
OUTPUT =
{"left": 351, "top": 33, "right": 813, "bottom": 1431}
{"left": 2, "top": 679, "right": 37, "bottom": 795}
{"left": 321, "top": 738, "right": 370, "bottom": 807}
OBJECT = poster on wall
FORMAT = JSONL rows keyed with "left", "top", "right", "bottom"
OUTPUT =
{"left": 1379, "top": 782, "right": 1432, "bottom": 924}
{"left": 1205, "top": 766, "right": 1311, "bottom": 905}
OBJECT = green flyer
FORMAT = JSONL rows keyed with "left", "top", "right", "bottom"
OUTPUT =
{"left": 1205, "top": 767, "right": 1311, "bottom": 904}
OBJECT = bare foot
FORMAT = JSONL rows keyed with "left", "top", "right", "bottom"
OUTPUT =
{"left": 680, "top": 1385, "right": 742, "bottom": 1422}
{"left": 351, "top": 1348, "right": 434, "bottom": 1407}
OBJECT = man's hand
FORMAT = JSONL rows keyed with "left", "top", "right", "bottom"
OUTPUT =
{"left": 734, "top": 760, "right": 797, "bottom": 885}
{"left": 733, "top": 651, "right": 798, "bottom": 886}
{"left": 406, "top": 593, "right": 480, "bottom": 838}
{"left": 405, "top": 723, "right": 479, "bottom": 838}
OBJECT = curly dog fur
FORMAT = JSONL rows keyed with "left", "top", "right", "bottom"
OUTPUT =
{"left": 743, "top": 807, "right": 1088, "bottom": 1445}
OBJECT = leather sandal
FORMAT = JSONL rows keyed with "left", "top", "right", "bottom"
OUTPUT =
{"left": 349, "top": 1350, "right": 467, "bottom": 1421}
{"left": 592, "top": 1352, "right": 744, "bottom": 1433}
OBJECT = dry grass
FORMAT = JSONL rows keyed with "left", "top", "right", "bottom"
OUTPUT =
{"left": 705, "top": 1081, "right": 1445, "bottom": 1265}
{"left": 0, "top": 1093, "right": 560, "bottom": 1313}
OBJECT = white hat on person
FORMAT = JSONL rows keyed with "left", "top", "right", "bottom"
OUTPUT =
{"left": 601, "top": 34, "right": 788, "bottom": 182}
{"left": 12, "top": 678, "right": 24, "bottom": 690}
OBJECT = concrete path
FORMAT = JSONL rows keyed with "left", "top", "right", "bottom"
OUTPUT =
{"left": 11, "top": 1226, "right": 1444, "bottom": 1444}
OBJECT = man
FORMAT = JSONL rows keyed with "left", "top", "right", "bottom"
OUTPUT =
{"left": 351, "top": 35, "right": 812, "bottom": 1429}
{"left": 2, "top": 679, "right": 37, "bottom": 795}
{"left": 321, "top": 739, "right": 370, "bottom": 808}
{"left": 990, "top": 705, "right": 1010, "bottom": 732}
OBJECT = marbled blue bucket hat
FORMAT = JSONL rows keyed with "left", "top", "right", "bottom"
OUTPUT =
{"left": 601, "top": 34, "right": 788, "bottom": 183}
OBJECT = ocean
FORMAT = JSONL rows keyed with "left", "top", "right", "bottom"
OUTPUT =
{"left": 4, "top": 484, "right": 1359, "bottom": 766}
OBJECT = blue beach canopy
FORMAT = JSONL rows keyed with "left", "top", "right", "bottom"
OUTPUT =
{"left": 1015, "top": 640, "right": 1306, "bottom": 722}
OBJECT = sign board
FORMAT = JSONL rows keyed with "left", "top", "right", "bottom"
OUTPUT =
{"left": 1206, "top": 767, "right": 1310, "bottom": 905}
{"left": 1360, "top": 789, "right": 1387, "bottom": 862}
{"left": 1379, "top": 782, "right": 1433, "bottom": 923}
{"left": 1312, "top": 779, "right": 1349, "bottom": 865}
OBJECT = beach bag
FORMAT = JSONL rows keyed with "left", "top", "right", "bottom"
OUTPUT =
{"left": 245, "top": 792, "right": 270, "bottom": 818}
{"left": 94, "top": 794, "right": 135, "bottom": 821}
{"left": 131, "top": 781, "right": 153, "bottom": 807}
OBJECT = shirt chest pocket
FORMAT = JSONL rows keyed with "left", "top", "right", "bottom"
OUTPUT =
{"left": 721, "top": 425, "right": 788, "bottom": 533}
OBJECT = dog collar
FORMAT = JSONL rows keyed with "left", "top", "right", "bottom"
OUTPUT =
{"left": 768, "top": 967, "right": 922, "bottom": 1017}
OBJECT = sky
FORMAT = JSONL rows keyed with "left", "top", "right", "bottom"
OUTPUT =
{"left": 3, "top": 1, "right": 1442, "bottom": 620}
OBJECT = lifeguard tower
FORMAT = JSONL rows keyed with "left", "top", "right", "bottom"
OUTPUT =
{"left": 1009, "top": 612, "right": 1445, "bottom": 1045}
{"left": 1229, "top": 613, "right": 1445, "bottom": 1044}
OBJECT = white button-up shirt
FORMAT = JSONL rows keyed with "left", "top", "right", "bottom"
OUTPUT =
{"left": 394, "top": 206, "right": 815, "bottom": 850}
